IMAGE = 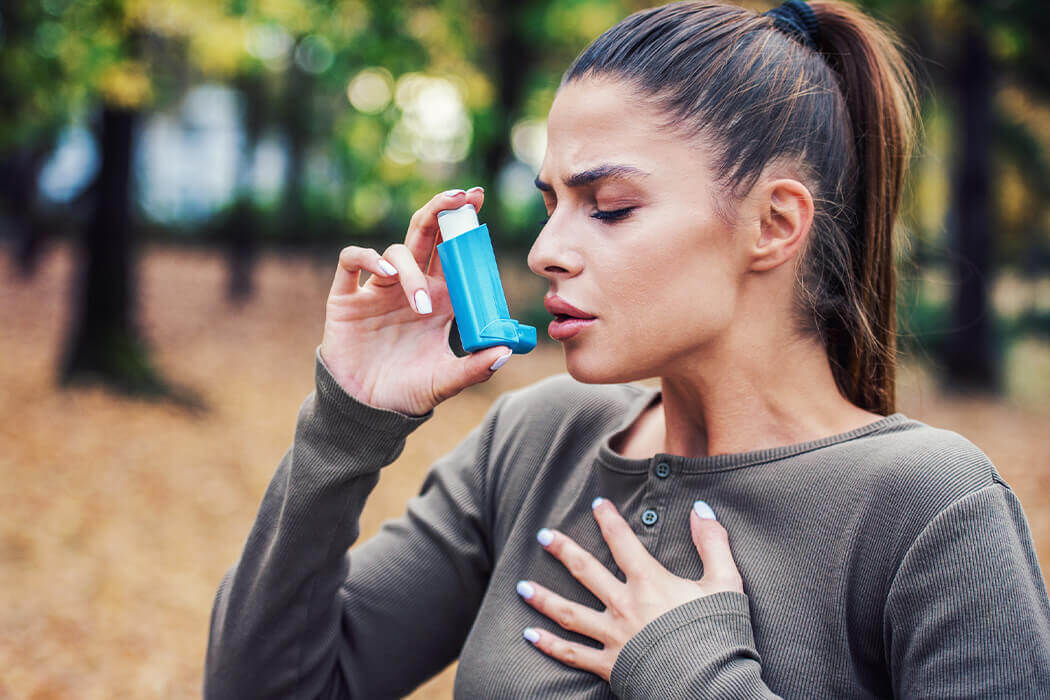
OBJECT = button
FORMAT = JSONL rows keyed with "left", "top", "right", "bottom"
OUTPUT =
{"left": 654, "top": 461, "right": 671, "bottom": 478}
{"left": 641, "top": 509, "right": 658, "bottom": 526}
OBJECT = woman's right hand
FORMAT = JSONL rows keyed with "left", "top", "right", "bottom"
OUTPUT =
{"left": 319, "top": 187, "right": 513, "bottom": 417}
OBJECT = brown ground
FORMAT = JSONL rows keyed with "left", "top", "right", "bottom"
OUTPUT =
{"left": 1, "top": 241, "right": 1047, "bottom": 699}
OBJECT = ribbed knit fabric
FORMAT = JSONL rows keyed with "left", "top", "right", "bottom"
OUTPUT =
{"left": 204, "top": 346, "right": 1050, "bottom": 699}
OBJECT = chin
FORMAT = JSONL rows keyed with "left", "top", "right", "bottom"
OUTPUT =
{"left": 562, "top": 343, "right": 652, "bottom": 385}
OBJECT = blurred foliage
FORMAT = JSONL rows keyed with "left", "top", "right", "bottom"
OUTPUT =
{"left": 1, "top": 0, "right": 1049, "bottom": 348}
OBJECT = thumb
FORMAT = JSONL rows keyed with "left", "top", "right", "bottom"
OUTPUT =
{"left": 690, "top": 500, "right": 743, "bottom": 592}
{"left": 438, "top": 345, "right": 513, "bottom": 397}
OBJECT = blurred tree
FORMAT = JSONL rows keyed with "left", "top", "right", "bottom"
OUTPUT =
{"left": 865, "top": 0, "right": 1050, "bottom": 392}
{"left": 943, "top": 0, "right": 997, "bottom": 390}
{"left": 59, "top": 13, "right": 172, "bottom": 397}
{"left": 0, "top": 1, "right": 76, "bottom": 276}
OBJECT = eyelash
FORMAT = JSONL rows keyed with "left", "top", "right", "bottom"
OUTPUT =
{"left": 537, "top": 207, "right": 635, "bottom": 228}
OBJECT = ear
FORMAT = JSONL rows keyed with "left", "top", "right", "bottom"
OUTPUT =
{"left": 748, "top": 179, "right": 814, "bottom": 272}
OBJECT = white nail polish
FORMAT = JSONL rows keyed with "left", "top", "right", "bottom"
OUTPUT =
{"left": 536, "top": 528, "right": 553, "bottom": 546}
{"left": 592, "top": 497, "right": 604, "bottom": 510}
{"left": 442, "top": 189, "right": 466, "bottom": 198}
{"left": 523, "top": 628, "right": 539, "bottom": 643}
{"left": 516, "top": 580, "right": 534, "bottom": 599}
{"left": 489, "top": 352, "right": 512, "bottom": 371}
{"left": 414, "top": 289, "right": 432, "bottom": 314}
{"left": 377, "top": 260, "right": 397, "bottom": 276}
{"left": 693, "top": 500, "right": 717, "bottom": 520}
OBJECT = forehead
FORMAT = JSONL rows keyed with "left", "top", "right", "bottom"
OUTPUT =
{"left": 541, "top": 76, "right": 700, "bottom": 181}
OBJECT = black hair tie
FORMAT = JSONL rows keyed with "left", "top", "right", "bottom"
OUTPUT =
{"left": 762, "top": 0, "right": 820, "bottom": 51}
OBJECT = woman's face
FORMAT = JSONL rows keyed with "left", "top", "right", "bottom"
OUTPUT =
{"left": 528, "top": 76, "right": 751, "bottom": 384}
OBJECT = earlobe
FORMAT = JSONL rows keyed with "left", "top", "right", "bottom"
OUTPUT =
{"left": 749, "top": 179, "right": 813, "bottom": 272}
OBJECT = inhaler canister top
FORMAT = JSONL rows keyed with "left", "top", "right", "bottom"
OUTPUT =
{"left": 437, "top": 203, "right": 480, "bottom": 240}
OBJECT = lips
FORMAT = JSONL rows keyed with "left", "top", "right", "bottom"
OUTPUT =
{"left": 544, "top": 295, "right": 597, "bottom": 341}
{"left": 543, "top": 295, "right": 596, "bottom": 321}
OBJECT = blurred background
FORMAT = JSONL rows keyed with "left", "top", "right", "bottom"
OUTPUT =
{"left": 1, "top": 0, "right": 1048, "bottom": 697}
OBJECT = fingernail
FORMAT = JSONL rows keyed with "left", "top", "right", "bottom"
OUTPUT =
{"left": 591, "top": 497, "right": 604, "bottom": 510}
{"left": 523, "top": 628, "right": 539, "bottom": 643}
{"left": 377, "top": 259, "right": 397, "bottom": 276}
{"left": 467, "top": 186, "right": 484, "bottom": 193}
{"left": 489, "top": 351, "right": 512, "bottom": 372}
{"left": 414, "top": 289, "right": 432, "bottom": 314}
{"left": 516, "top": 580, "right": 535, "bottom": 599}
{"left": 693, "top": 500, "right": 717, "bottom": 520}
{"left": 536, "top": 528, "right": 553, "bottom": 546}
{"left": 443, "top": 189, "right": 466, "bottom": 198}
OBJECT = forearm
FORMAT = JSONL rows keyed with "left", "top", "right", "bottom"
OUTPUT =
{"left": 610, "top": 592, "right": 782, "bottom": 700}
{"left": 204, "top": 347, "right": 430, "bottom": 699}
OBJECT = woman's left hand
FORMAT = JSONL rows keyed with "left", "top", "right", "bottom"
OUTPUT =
{"left": 516, "top": 498, "right": 744, "bottom": 682}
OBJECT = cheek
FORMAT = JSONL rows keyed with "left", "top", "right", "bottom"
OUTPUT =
{"left": 603, "top": 246, "right": 738, "bottom": 343}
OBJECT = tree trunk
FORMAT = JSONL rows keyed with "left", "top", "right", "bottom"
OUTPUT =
{"left": 944, "top": 8, "right": 998, "bottom": 391}
{"left": 226, "top": 74, "right": 266, "bottom": 303}
{"left": 481, "top": 0, "right": 533, "bottom": 236}
{"left": 60, "top": 106, "right": 167, "bottom": 396}
{"left": 1, "top": 146, "right": 48, "bottom": 278}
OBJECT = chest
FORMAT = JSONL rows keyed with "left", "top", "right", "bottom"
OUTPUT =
{"left": 455, "top": 459, "right": 894, "bottom": 698}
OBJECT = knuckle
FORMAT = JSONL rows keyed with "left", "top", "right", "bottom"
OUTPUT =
{"left": 338, "top": 245, "right": 360, "bottom": 263}
{"left": 556, "top": 605, "right": 576, "bottom": 630}
{"left": 561, "top": 644, "right": 578, "bottom": 667}
{"left": 565, "top": 552, "right": 587, "bottom": 579}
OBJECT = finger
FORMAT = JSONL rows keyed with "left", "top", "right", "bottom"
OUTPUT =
{"left": 591, "top": 498, "right": 663, "bottom": 580}
{"left": 330, "top": 246, "right": 397, "bottom": 298}
{"left": 426, "top": 229, "right": 444, "bottom": 277}
{"left": 521, "top": 626, "right": 608, "bottom": 677}
{"left": 463, "top": 185, "right": 485, "bottom": 214}
{"left": 516, "top": 579, "right": 606, "bottom": 641}
{"left": 433, "top": 185, "right": 482, "bottom": 277}
{"left": 382, "top": 244, "right": 433, "bottom": 314}
{"left": 405, "top": 188, "right": 468, "bottom": 270}
{"left": 431, "top": 346, "right": 513, "bottom": 402}
{"left": 690, "top": 501, "right": 744, "bottom": 593}
{"left": 536, "top": 528, "right": 623, "bottom": 607}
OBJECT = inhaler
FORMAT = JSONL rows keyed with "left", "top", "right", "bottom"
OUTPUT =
{"left": 435, "top": 203, "right": 536, "bottom": 355}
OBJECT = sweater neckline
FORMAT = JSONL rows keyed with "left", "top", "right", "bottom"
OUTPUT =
{"left": 597, "top": 384, "right": 910, "bottom": 474}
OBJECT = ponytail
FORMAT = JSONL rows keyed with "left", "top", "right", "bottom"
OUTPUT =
{"left": 564, "top": 0, "right": 921, "bottom": 414}
{"left": 809, "top": 0, "right": 920, "bottom": 414}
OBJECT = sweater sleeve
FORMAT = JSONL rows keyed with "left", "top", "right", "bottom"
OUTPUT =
{"left": 884, "top": 480, "right": 1050, "bottom": 697}
{"left": 609, "top": 591, "right": 782, "bottom": 699}
{"left": 204, "top": 346, "right": 502, "bottom": 699}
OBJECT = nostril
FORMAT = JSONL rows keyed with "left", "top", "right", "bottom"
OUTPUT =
{"left": 544, "top": 265, "right": 570, "bottom": 274}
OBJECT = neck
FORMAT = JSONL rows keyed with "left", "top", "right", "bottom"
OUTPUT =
{"left": 650, "top": 329, "right": 881, "bottom": 459}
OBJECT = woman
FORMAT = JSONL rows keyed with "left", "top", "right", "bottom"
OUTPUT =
{"left": 205, "top": 1, "right": 1050, "bottom": 697}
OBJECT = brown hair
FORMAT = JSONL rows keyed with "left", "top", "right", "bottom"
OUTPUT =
{"left": 563, "top": 1, "right": 920, "bottom": 414}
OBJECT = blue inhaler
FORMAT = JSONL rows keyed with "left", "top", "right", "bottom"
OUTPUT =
{"left": 436, "top": 203, "right": 536, "bottom": 355}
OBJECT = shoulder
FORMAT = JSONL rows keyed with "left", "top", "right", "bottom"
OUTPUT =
{"left": 845, "top": 414, "right": 1005, "bottom": 531}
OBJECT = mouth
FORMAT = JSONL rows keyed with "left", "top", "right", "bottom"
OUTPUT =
{"left": 545, "top": 297, "right": 597, "bottom": 341}
{"left": 543, "top": 295, "right": 597, "bottom": 321}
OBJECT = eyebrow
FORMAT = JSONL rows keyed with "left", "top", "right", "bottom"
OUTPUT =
{"left": 534, "top": 164, "right": 651, "bottom": 192}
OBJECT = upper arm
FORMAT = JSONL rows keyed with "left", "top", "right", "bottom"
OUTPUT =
{"left": 330, "top": 394, "right": 507, "bottom": 698}
{"left": 884, "top": 482, "right": 1050, "bottom": 697}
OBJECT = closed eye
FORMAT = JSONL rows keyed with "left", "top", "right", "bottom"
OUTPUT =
{"left": 592, "top": 207, "right": 635, "bottom": 222}
{"left": 537, "top": 206, "right": 635, "bottom": 229}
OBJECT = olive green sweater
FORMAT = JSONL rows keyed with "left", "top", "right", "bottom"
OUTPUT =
{"left": 205, "top": 346, "right": 1050, "bottom": 698}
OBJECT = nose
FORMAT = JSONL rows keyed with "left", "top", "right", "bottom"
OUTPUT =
{"left": 527, "top": 216, "right": 584, "bottom": 280}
